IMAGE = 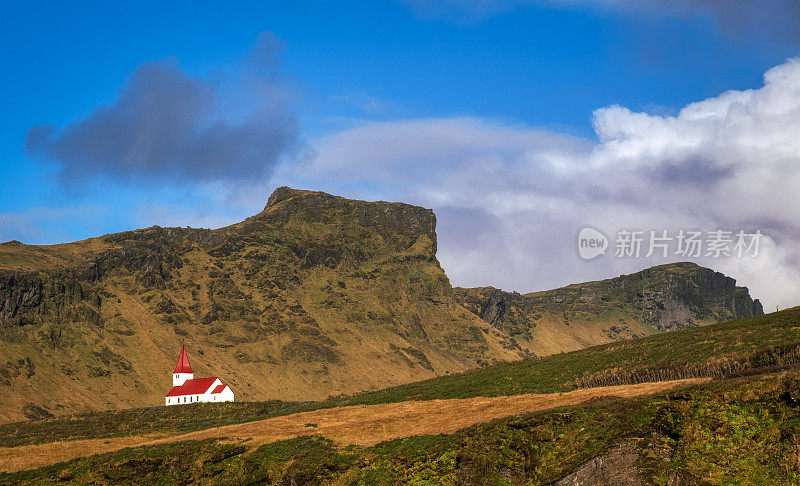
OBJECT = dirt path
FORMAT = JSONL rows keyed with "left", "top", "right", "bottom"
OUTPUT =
{"left": 0, "top": 379, "right": 706, "bottom": 473}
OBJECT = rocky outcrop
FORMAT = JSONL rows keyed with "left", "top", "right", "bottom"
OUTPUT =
{"left": 549, "top": 442, "right": 701, "bottom": 486}
{"left": 456, "top": 262, "right": 764, "bottom": 343}
{"left": 596, "top": 262, "right": 764, "bottom": 331}
{"left": 549, "top": 442, "right": 652, "bottom": 486}
{"left": 0, "top": 271, "right": 100, "bottom": 328}
{"left": 0, "top": 273, "right": 43, "bottom": 324}
{"left": 454, "top": 287, "right": 534, "bottom": 339}
{"left": 254, "top": 187, "right": 438, "bottom": 257}
{"left": 479, "top": 293, "right": 507, "bottom": 329}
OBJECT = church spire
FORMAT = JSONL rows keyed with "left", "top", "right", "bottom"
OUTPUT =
{"left": 173, "top": 345, "right": 193, "bottom": 374}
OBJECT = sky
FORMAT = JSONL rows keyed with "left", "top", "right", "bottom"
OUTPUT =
{"left": 2, "top": 0, "right": 800, "bottom": 310}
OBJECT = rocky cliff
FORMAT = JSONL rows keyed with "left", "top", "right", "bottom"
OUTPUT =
{"left": 0, "top": 188, "right": 522, "bottom": 422}
{"left": 455, "top": 262, "right": 763, "bottom": 357}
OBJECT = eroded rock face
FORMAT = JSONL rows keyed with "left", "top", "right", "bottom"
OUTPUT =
{"left": 456, "top": 262, "right": 764, "bottom": 343}
{"left": 597, "top": 262, "right": 764, "bottom": 332}
{"left": 622, "top": 263, "right": 763, "bottom": 331}
{"left": 0, "top": 273, "right": 43, "bottom": 323}
{"left": 479, "top": 293, "right": 507, "bottom": 329}
{"left": 0, "top": 272, "right": 99, "bottom": 328}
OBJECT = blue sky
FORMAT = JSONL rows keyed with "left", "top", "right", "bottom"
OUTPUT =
{"left": 2, "top": 0, "right": 800, "bottom": 306}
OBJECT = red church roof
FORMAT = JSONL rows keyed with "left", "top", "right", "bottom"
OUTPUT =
{"left": 173, "top": 345, "right": 193, "bottom": 374}
{"left": 166, "top": 377, "right": 219, "bottom": 397}
{"left": 212, "top": 384, "right": 227, "bottom": 394}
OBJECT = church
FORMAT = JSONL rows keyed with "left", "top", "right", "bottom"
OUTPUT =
{"left": 165, "top": 345, "right": 234, "bottom": 406}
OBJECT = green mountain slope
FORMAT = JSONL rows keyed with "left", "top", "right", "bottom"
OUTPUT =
{"left": 454, "top": 262, "right": 763, "bottom": 356}
{"left": 0, "top": 187, "right": 523, "bottom": 422}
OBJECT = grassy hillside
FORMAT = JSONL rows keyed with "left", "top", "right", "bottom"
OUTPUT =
{"left": 4, "top": 307, "right": 798, "bottom": 450}
{"left": 455, "top": 262, "right": 763, "bottom": 356}
{"left": 0, "top": 400, "right": 299, "bottom": 449}
{"left": 329, "top": 306, "right": 800, "bottom": 406}
{"left": 4, "top": 370, "right": 800, "bottom": 484}
{"left": 0, "top": 187, "right": 522, "bottom": 422}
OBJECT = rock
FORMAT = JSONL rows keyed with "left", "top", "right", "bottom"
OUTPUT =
{"left": 479, "top": 293, "right": 507, "bottom": 329}
{"left": 0, "top": 273, "right": 43, "bottom": 323}
{"left": 753, "top": 298, "right": 764, "bottom": 316}
{"left": 549, "top": 442, "right": 652, "bottom": 485}
{"left": 0, "top": 271, "right": 100, "bottom": 328}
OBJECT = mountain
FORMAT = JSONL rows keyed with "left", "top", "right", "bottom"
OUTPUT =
{"left": 0, "top": 187, "right": 763, "bottom": 423}
{"left": 454, "top": 262, "right": 763, "bottom": 357}
{"left": 0, "top": 187, "right": 522, "bottom": 422}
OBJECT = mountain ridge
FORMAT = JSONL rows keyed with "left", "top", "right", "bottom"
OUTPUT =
{"left": 455, "top": 262, "right": 763, "bottom": 356}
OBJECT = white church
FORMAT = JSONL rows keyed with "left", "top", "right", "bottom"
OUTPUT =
{"left": 165, "top": 345, "right": 234, "bottom": 406}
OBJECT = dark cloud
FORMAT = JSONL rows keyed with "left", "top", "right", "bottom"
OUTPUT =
{"left": 26, "top": 32, "right": 298, "bottom": 185}
{"left": 648, "top": 0, "right": 800, "bottom": 44}
{"left": 242, "top": 31, "right": 287, "bottom": 78}
{"left": 649, "top": 157, "right": 736, "bottom": 188}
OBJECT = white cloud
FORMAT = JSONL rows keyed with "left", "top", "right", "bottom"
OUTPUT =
{"left": 278, "top": 57, "right": 800, "bottom": 310}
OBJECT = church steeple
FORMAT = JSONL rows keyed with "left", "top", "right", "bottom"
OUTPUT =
{"left": 172, "top": 345, "right": 194, "bottom": 386}
{"left": 173, "top": 345, "right": 193, "bottom": 373}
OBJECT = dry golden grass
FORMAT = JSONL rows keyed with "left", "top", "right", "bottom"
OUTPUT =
{"left": 0, "top": 436, "right": 159, "bottom": 474}
{"left": 520, "top": 313, "right": 659, "bottom": 357}
{"left": 0, "top": 378, "right": 705, "bottom": 473}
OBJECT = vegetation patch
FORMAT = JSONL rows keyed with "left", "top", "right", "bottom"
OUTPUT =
{"left": 0, "top": 401, "right": 297, "bottom": 448}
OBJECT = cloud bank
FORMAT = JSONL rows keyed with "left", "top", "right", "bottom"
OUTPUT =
{"left": 280, "top": 57, "right": 800, "bottom": 310}
{"left": 26, "top": 32, "right": 298, "bottom": 186}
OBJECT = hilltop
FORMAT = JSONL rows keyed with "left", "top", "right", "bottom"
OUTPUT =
{"left": 455, "top": 262, "right": 763, "bottom": 356}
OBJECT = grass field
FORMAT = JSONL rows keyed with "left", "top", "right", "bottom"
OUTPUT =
{"left": 0, "top": 379, "right": 703, "bottom": 473}
{"left": 3, "top": 370, "right": 799, "bottom": 484}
